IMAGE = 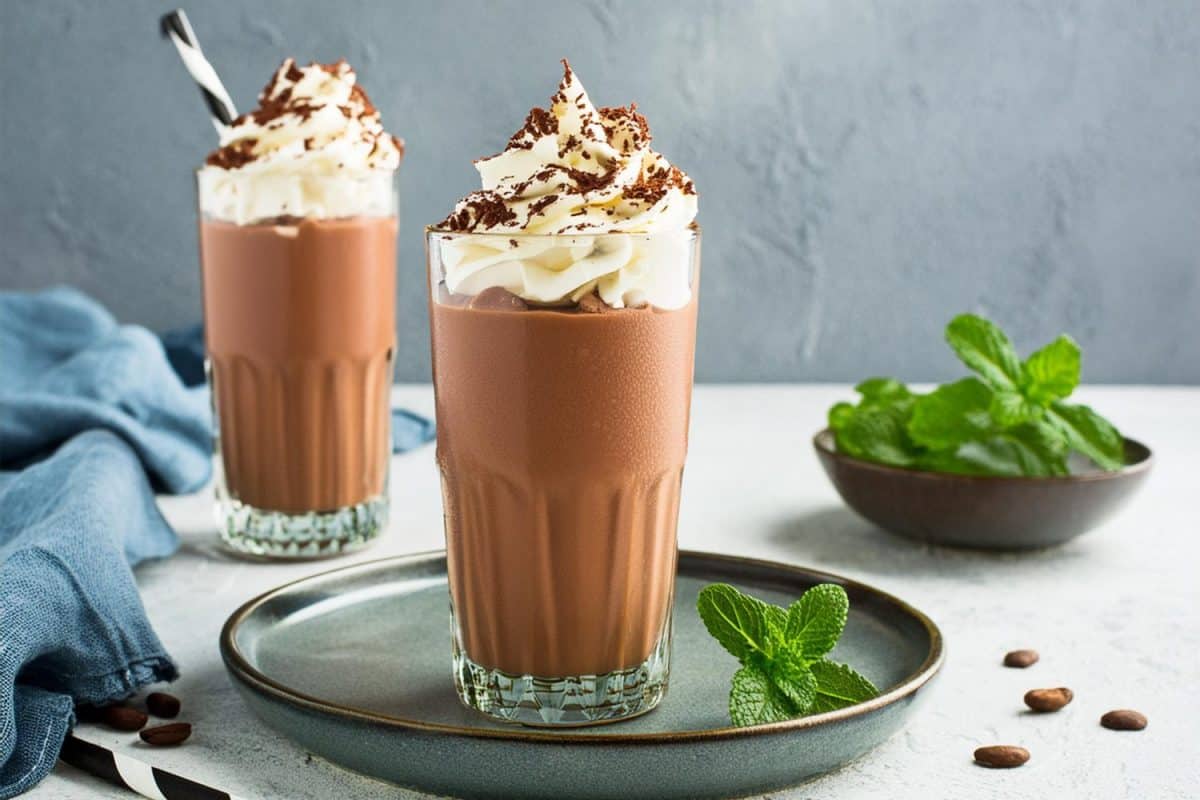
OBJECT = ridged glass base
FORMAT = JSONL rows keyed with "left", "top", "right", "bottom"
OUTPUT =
{"left": 215, "top": 490, "right": 388, "bottom": 560}
{"left": 452, "top": 623, "right": 671, "bottom": 727}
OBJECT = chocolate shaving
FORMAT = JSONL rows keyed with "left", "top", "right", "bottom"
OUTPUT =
{"left": 527, "top": 194, "right": 559, "bottom": 218}
{"left": 205, "top": 138, "right": 258, "bottom": 169}
{"left": 319, "top": 58, "right": 350, "bottom": 76}
{"left": 348, "top": 84, "right": 377, "bottom": 116}
{"left": 558, "top": 134, "right": 580, "bottom": 159}
{"left": 506, "top": 107, "right": 558, "bottom": 150}
{"left": 440, "top": 191, "right": 520, "bottom": 231}
{"left": 623, "top": 165, "right": 695, "bottom": 205}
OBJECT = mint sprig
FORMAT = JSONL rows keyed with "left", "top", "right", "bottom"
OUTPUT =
{"left": 698, "top": 583, "right": 879, "bottom": 727}
{"left": 829, "top": 314, "right": 1125, "bottom": 476}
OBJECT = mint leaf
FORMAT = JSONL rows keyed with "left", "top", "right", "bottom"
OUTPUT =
{"left": 697, "top": 584, "right": 780, "bottom": 665}
{"left": 830, "top": 315, "right": 1125, "bottom": 478}
{"left": 761, "top": 602, "right": 788, "bottom": 650}
{"left": 831, "top": 379, "right": 922, "bottom": 468}
{"left": 907, "top": 377, "right": 993, "bottom": 450}
{"left": 809, "top": 659, "right": 880, "bottom": 713}
{"left": 1046, "top": 402, "right": 1125, "bottom": 470}
{"left": 703, "top": 583, "right": 879, "bottom": 727}
{"left": 945, "top": 314, "right": 1022, "bottom": 391}
{"left": 834, "top": 405, "right": 920, "bottom": 467}
{"left": 954, "top": 423, "right": 1069, "bottom": 477}
{"left": 989, "top": 389, "right": 1043, "bottom": 427}
{"left": 767, "top": 650, "right": 818, "bottom": 712}
{"left": 729, "top": 665, "right": 796, "bottom": 726}
{"left": 1022, "top": 334, "right": 1080, "bottom": 405}
{"left": 784, "top": 584, "right": 848, "bottom": 662}
{"left": 917, "top": 448, "right": 994, "bottom": 475}
{"left": 855, "top": 378, "right": 912, "bottom": 407}
{"left": 828, "top": 401, "right": 855, "bottom": 432}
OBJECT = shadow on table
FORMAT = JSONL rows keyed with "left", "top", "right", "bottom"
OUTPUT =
{"left": 768, "top": 506, "right": 1090, "bottom": 578}
{"left": 174, "top": 523, "right": 244, "bottom": 563}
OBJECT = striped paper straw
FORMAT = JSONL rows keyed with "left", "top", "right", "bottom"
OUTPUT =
{"left": 60, "top": 735, "right": 246, "bottom": 800}
{"left": 160, "top": 9, "right": 238, "bottom": 132}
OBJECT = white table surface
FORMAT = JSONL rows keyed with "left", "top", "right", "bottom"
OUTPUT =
{"left": 35, "top": 385, "right": 1199, "bottom": 800}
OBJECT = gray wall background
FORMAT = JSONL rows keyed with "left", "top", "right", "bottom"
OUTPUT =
{"left": 2, "top": 0, "right": 1198, "bottom": 383}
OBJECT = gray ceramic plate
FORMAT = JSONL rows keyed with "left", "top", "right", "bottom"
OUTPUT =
{"left": 220, "top": 551, "right": 943, "bottom": 800}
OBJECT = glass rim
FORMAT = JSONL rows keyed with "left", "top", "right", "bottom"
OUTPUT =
{"left": 425, "top": 221, "right": 700, "bottom": 241}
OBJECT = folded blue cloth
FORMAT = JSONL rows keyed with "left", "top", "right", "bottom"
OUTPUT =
{"left": 0, "top": 288, "right": 208, "bottom": 798}
{"left": 0, "top": 288, "right": 434, "bottom": 797}
{"left": 159, "top": 323, "right": 436, "bottom": 453}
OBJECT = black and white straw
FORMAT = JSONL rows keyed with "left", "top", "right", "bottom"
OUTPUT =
{"left": 160, "top": 9, "right": 238, "bottom": 132}
{"left": 61, "top": 735, "right": 246, "bottom": 800}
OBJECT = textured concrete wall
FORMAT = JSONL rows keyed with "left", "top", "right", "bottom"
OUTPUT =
{"left": 2, "top": 0, "right": 1198, "bottom": 382}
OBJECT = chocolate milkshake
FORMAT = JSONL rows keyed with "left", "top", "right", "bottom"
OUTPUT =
{"left": 429, "top": 61, "right": 700, "bottom": 725}
{"left": 197, "top": 59, "right": 403, "bottom": 558}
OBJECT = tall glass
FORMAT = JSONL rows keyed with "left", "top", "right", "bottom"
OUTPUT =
{"left": 427, "top": 226, "right": 700, "bottom": 725}
{"left": 198, "top": 171, "right": 398, "bottom": 558}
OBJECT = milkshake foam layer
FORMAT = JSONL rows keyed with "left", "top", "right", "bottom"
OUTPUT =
{"left": 200, "top": 59, "right": 403, "bottom": 224}
{"left": 437, "top": 61, "right": 697, "bottom": 309}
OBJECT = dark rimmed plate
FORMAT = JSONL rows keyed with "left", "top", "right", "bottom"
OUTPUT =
{"left": 220, "top": 550, "right": 943, "bottom": 800}
{"left": 814, "top": 429, "right": 1153, "bottom": 550}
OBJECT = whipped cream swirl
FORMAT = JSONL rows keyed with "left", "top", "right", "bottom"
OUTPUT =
{"left": 199, "top": 59, "right": 403, "bottom": 225}
{"left": 436, "top": 61, "right": 697, "bottom": 309}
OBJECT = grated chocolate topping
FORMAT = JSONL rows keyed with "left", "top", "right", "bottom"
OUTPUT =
{"left": 442, "top": 191, "right": 520, "bottom": 232}
{"left": 205, "top": 138, "right": 258, "bottom": 169}
{"left": 205, "top": 58, "right": 399, "bottom": 171}
{"left": 506, "top": 107, "right": 558, "bottom": 150}
{"left": 437, "top": 59, "right": 696, "bottom": 232}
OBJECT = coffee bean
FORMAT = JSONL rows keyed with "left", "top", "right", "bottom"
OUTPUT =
{"left": 1024, "top": 687, "right": 1074, "bottom": 712}
{"left": 1003, "top": 649, "right": 1039, "bottom": 668}
{"left": 139, "top": 722, "right": 192, "bottom": 746}
{"left": 1101, "top": 709, "right": 1147, "bottom": 731}
{"left": 146, "top": 692, "right": 181, "bottom": 719}
{"left": 103, "top": 705, "right": 148, "bottom": 732}
{"left": 974, "top": 745, "right": 1030, "bottom": 768}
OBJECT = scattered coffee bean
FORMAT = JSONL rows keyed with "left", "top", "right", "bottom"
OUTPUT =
{"left": 974, "top": 745, "right": 1030, "bottom": 768}
{"left": 103, "top": 705, "right": 148, "bottom": 732}
{"left": 1100, "top": 709, "right": 1147, "bottom": 731}
{"left": 1024, "top": 687, "right": 1074, "bottom": 713}
{"left": 1003, "top": 649, "right": 1039, "bottom": 668}
{"left": 146, "top": 692, "right": 181, "bottom": 719}
{"left": 140, "top": 722, "right": 192, "bottom": 747}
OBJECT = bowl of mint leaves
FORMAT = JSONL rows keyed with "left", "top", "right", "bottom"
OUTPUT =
{"left": 814, "top": 314, "right": 1152, "bottom": 550}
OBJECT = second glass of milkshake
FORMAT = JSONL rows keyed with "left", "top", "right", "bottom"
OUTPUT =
{"left": 428, "top": 62, "right": 700, "bottom": 725}
{"left": 198, "top": 59, "right": 403, "bottom": 558}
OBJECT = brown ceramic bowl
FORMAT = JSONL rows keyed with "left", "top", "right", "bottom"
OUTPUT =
{"left": 813, "top": 429, "right": 1152, "bottom": 550}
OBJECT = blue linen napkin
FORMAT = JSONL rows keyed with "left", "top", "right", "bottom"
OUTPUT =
{"left": 0, "top": 288, "right": 434, "bottom": 797}
{"left": 0, "top": 287, "right": 210, "bottom": 798}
